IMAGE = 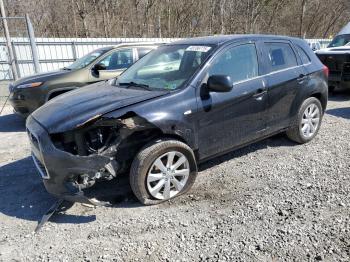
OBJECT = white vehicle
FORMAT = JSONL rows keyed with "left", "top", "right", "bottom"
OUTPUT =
{"left": 316, "top": 22, "right": 350, "bottom": 91}
{"left": 308, "top": 41, "right": 321, "bottom": 51}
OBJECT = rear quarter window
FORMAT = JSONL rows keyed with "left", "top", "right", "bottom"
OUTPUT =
{"left": 265, "top": 42, "right": 298, "bottom": 72}
{"left": 295, "top": 45, "right": 311, "bottom": 65}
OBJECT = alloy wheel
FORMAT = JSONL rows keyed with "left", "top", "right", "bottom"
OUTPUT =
{"left": 146, "top": 151, "right": 190, "bottom": 200}
{"left": 300, "top": 103, "right": 320, "bottom": 139}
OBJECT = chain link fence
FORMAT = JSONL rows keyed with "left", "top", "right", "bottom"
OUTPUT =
{"left": 0, "top": 16, "right": 29, "bottom": 113}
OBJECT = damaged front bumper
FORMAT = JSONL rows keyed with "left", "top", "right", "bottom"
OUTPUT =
{"left": 26, "top": 115, "right": 112, "bottom": 205}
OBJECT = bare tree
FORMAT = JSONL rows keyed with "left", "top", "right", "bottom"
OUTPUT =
{"left": 4, "top": 0, "right": 350, "bottom": 38}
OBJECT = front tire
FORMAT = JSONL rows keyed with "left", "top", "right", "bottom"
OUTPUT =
{"left": 129, "top": 139, "right": 198, "bottom": 205}
{"left": 286, "top": 97, "right": 323, "bottom": 144}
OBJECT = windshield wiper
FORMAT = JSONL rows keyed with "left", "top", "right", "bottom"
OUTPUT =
{"left": 62, "top": 67, "right": 72, "bottom": 70}
{"left": 118, "top": 81, "right": 151, "bottom": 90}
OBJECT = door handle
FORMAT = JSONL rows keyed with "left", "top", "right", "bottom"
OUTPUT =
{"left": 253, "top": 88, "right": 267, "bottom": 100}
{"left": 297, "top": 74, "right": 307, "bottom": 83}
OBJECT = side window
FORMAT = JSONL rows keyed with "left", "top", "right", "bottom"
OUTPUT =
{"left": 265, "top": 43, "right": 297, "bottom": 72}
{"left": 209, "top": 44, "right": 259, "bottom": 83}
{"left": 137, "top": 47, "right": 154, "bottom": 59}
{"left": 98, "top": 49, "right": 133, "bottom": 70}
{"left": 296, "top": 45, "right": 311, "bottom": 65}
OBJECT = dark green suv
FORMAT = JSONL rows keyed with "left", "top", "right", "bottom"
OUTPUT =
{"left": 9, "top": 43, "right": 160, "bottom": 116}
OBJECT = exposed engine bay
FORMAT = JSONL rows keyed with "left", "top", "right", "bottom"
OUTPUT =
{"left": 48, "top": 114, "right": 159, "bottom": 192}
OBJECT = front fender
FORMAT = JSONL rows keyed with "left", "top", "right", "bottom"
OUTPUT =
{"left": 103, "top": 87, "right": 199, "bottom": 150}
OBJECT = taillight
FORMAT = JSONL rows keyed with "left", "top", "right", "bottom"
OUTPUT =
{"left": 323, "top": 65, "right": 329, "bottom": 78}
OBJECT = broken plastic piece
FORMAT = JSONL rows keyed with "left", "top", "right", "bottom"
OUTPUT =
{"left": 34, "top": 199, "right": 64, "bottom": 233}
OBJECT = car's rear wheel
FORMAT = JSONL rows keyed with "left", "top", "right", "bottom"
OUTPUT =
{"left": 286, "top": 97, "right": 323, "bottom": 144}
{"left": 129, "top": 139, "right": 197, "bottom": 205}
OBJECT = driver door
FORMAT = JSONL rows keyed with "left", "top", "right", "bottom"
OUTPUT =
{"left": 196, "top": 42, "right": 268, "bottom": 159}
{"left": 88, "top": 48, "right": 134, "bottom": 83}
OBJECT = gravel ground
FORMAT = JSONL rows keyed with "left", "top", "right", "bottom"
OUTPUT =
{"left": 0, "top": 90, "right": 349, "bottom": 261}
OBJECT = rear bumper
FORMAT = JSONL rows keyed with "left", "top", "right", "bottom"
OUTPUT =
{"left": 26, "top": 115, "right": 111, "bottom": 203}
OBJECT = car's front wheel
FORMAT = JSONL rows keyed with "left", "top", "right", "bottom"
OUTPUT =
{"left": 130, "top": 139, "right": 198, "bottom": 205}
{"left": 286, "top": 97, "right": 323, "bottom": 144}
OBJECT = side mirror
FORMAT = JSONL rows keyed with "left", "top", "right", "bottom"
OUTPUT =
{"left": 93, "top": 63, "right": 107, "bottom": 72}
{"left": 207, "top": 75, "right": 233, "bottom": 92}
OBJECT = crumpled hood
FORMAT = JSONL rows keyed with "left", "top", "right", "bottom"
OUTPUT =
{"left": 13, "top": 69, "right": 71, "bottom": 87}
{"left": 31, "top": 81, "right": 169, "bottom": 133}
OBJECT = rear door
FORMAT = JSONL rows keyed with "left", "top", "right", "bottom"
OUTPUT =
{"left": 262, "top": 41, "right": 306, "bottom": 132}
{"left": 294, "top": 44, "right": 313, "bottom": 74}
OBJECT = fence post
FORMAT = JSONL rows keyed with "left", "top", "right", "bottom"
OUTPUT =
{"left": 71, "top": 42, "right": 77, "bottom": 61}
{"left": 0, "top": 0, "right": 19, "bottom": 80}
{"left": 25, "top": 14, "right": 40, "bottom": 73}
{"left": 11, "top": 41, "right": 20, "bottom": 78}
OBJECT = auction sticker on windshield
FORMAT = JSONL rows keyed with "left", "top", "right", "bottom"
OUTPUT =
{"left": 186, "top": 46, "right": 211, "bottom": 52}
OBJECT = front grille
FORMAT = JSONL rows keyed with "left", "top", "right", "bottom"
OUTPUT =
{"left": 16, "top": 107, "right": 29, "bottom": 114}
{"left": 343, "top": 63, "right": 350, "bottom": 81}
{"left": 318, "top": 53, "right": 350, "bottom": 72}
{"left": 27, "top": 127, "right": 50, "bottom": 179}
{"left": 32, "top": 153, "right": 50, "bottom": 179}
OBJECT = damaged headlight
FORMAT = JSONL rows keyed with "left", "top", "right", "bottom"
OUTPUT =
{"left": 84, "top": 126, "right": 119, "bottom": 155}
{"left": 51, "top": 124, "right": 120, "bottom": 157}
{"left": 51, "top": 115, "right": 155, "bottom": 161}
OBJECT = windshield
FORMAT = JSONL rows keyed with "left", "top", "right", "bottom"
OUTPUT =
{"left": 328, "top": 34, "right": 350, "bottom": 48}
{"left": 116, "top": 44, "right": 215, "bottom": 90}
{"left": 66, "top": 49, "right": 109, "bottom": 70}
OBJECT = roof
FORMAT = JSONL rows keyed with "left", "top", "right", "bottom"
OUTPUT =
{"left": 170, "top": 34, "right": 302, "bottom": 46}
{"left": 92, "top": 42, "right": 164, "bottom": 52}
{"left": 337, "top": 22, "right": 350, "bottom": 36}
{"left": 113, "top": 42, "right": 166, "bottom": 47}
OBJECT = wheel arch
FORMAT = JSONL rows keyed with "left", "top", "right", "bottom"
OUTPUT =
{"left": 309, "top": 92, "right": 327, "bottom": 112}
{"left": 102, "top": 112, "right": 197, "bottom": 168}
{"left": 46, "top": 87, "right": 77, "bottom": 102}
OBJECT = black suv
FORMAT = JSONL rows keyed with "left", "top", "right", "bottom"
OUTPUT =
{"left": 26, "top": 35, "right": 328, "bottom": 205}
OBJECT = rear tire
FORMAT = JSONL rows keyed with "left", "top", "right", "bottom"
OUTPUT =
{"left": 286, "top": 97, "right": 323, "bottom": 144}
{"left": 129, "top": 138, "right": 198, "bottom": 205}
